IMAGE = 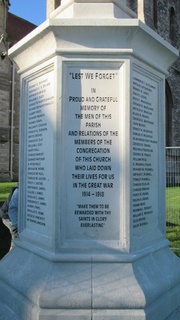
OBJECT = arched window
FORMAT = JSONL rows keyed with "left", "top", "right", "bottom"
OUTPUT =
{"left": 169, "top": 7, "right": 176, "bottom": 42}
{"left": 165, "top": 81, "right": 173, "bottom": 147}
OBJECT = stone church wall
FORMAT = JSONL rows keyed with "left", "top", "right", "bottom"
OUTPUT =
{"left": 0, "top": 2, "right": 21, "bottom": 181}
{"left": 0, "top": 1, "right": 12, "bottom": 181}
{"left": 127, "top": 0, "right": 180, "bottom": 147}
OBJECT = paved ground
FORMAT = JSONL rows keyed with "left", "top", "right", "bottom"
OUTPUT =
{"left": 165, "top": 307, "right": 180, "bottom": 320}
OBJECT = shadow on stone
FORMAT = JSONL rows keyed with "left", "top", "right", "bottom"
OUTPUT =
{"left": 0, "top": 218, "right": 11, "bottom": 260}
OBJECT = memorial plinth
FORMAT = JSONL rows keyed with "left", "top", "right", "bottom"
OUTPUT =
{"left": 0, "top": 1, "right": 179, "bottom": 319}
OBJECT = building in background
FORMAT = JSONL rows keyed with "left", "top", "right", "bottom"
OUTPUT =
{"left": 127, "top": 0, "right": 180, "bottom": 147}
{"left": 0, "top": 0, "right": 179, "bottom": 181}
{"left": 0, "top": 0, "right": 36, "bottom": 181}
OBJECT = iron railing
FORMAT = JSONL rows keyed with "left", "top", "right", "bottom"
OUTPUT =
{"left": 166, "top": 147, "right": 180, "bottom": 255}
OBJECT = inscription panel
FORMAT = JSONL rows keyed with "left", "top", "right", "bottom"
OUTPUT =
{"left": 132, "top": 68, "right": 159, "bottom": 235}
{"left": 64, "top": 64, "right": 122, "bottom": 240}
{"left": 25, "top": 69, "right": 54, "bottom": 235}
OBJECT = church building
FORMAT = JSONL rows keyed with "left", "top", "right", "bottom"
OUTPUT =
{"left": 127, "top": 0, "right": 180, "bottom": 148}
{"left": 0, "top": 0, "right": 36, "bottom": 181}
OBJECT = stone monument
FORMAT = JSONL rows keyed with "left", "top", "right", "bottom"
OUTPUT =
{"left": 0, "top": 0, "right": 179, "bottom": 319}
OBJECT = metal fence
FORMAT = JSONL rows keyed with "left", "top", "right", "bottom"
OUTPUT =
{"left": 166, "top": 147, "right": 180, "bottom": 187}
{"left": 166, "top": 147, "right": 180, "bottom": 255}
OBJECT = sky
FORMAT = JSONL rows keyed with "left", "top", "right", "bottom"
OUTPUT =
{"left": 9, "top": 0, "right": 46, "bottom": 26}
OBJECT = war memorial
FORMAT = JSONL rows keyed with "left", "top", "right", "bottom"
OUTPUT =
{"left": 0, "top": 0, "right": 179, "bottom": 319}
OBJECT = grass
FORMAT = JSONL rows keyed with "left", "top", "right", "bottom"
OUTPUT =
{"left": 166, "top": 187, "right": 180, "bottom": 220}
{"left": 166, "top": 186, "right": 180, "bottom": 256}
{"left": 0, "top": 183, "right": 179, "bottom": 255}
{"left": 0, "top": 182, "right": 17, "bottom": 203}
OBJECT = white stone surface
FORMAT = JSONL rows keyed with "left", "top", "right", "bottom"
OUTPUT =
{"left": 64, "top": 62, "right": 121, "bottom": 243}
{"left": 0, "top": 0, "right": 179, "bottom": 319}
{"left": 0, "top": 245, "right": 179, "bottom": 319}
{"left": 50, "top": 0, "right": 136, "bottom": 19}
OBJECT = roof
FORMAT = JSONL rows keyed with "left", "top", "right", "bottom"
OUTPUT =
{"left": 7, "top": 12, "right": 37, "bottom": 45}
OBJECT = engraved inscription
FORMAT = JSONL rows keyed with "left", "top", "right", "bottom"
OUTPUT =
{"left": 65, "top": 66, "right": 121, "bottom": 240}
{"left": 132, "top": 70, "right": 159, "bottom": 234}
{"left": 26, "top": 71, "right": 54, "bottom": 230}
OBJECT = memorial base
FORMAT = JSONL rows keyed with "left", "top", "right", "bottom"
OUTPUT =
{"left": 0, "top": 244, "right": 179, "bottom": 320}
